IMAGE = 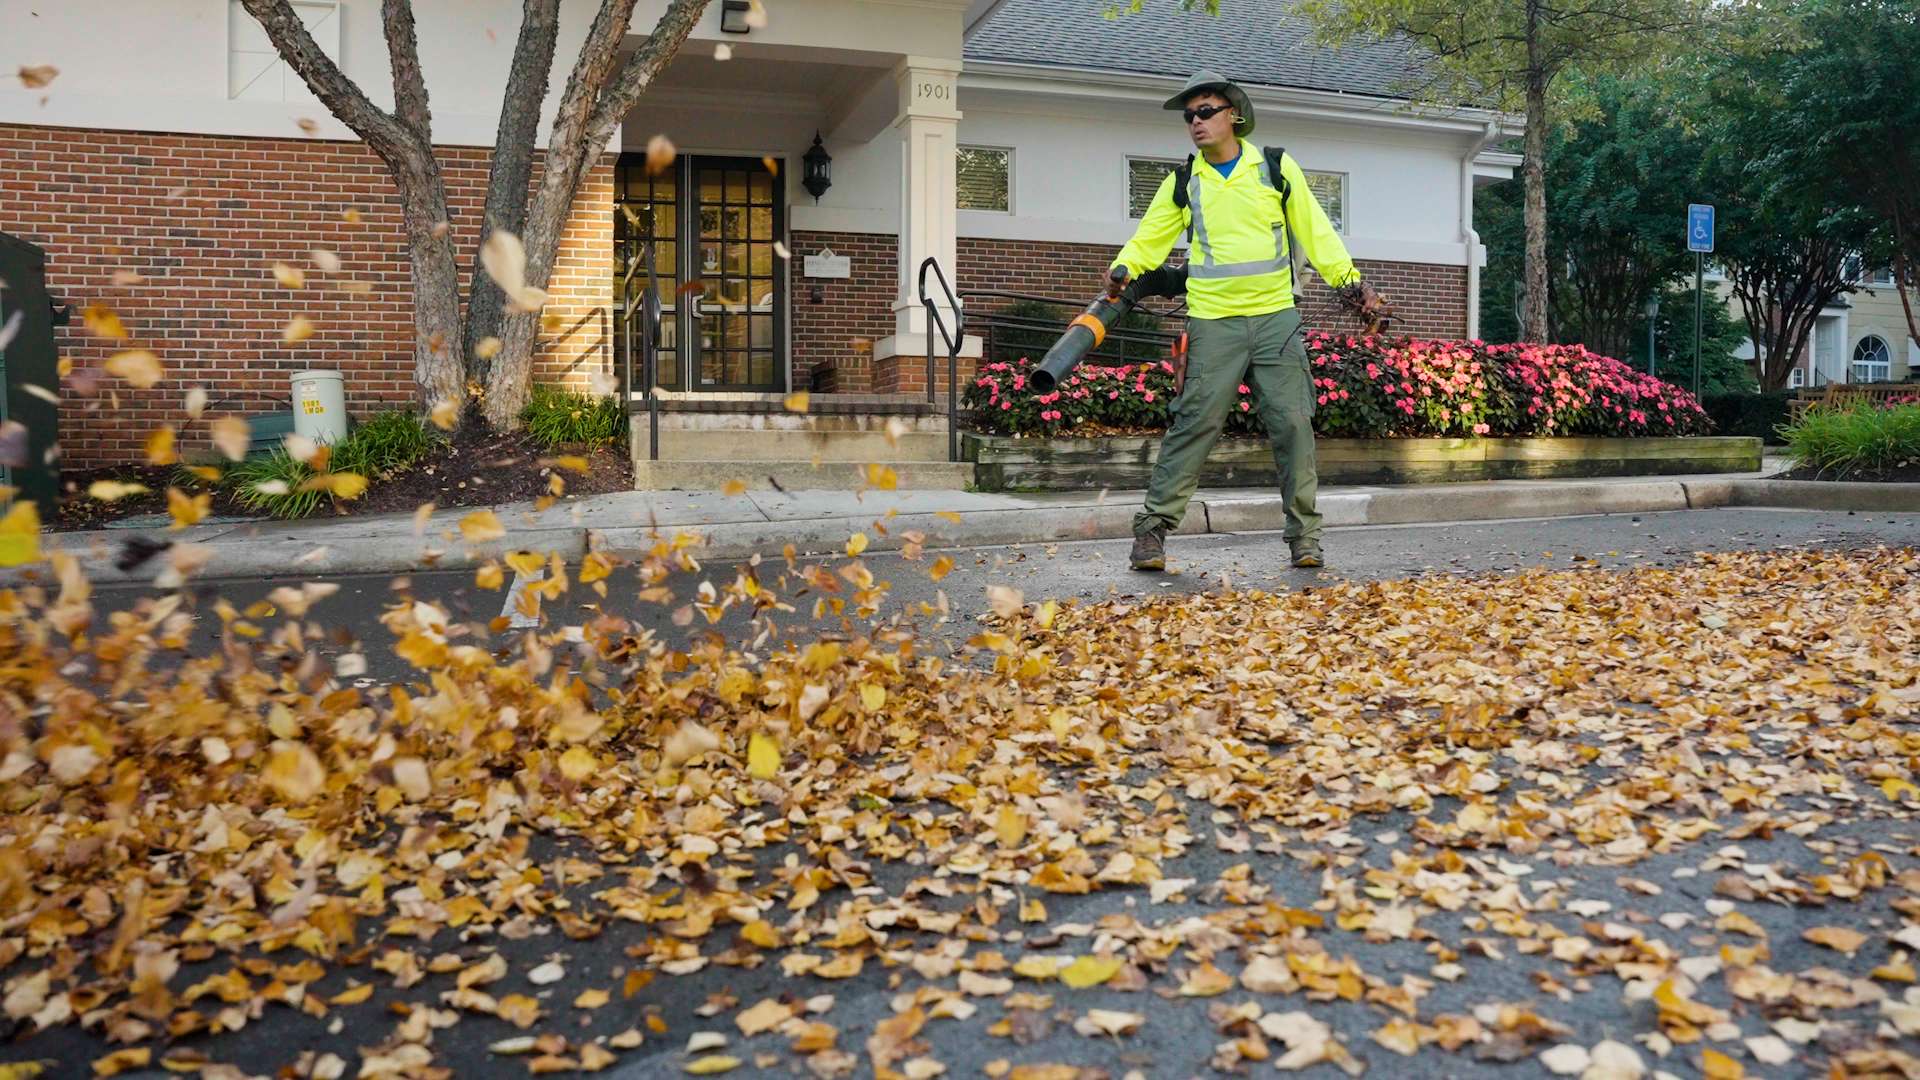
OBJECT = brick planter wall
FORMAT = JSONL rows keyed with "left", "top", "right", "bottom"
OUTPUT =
{"left": 790, "top": 229, "right": 896, "bottom": 394}
{"left": 0, "top": 123, "right": 612, "bottom": 467}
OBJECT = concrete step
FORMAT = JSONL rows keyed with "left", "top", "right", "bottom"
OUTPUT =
{"left": 642, "top": 427, "right": 954, "bottom": 462}
{"left": 632, "top": 459, "right": 975, "bottom": 491}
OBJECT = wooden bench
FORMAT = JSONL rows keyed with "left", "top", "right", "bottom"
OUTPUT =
{"left": 1787, "top": 382, "right": 1920, "bottom": 420}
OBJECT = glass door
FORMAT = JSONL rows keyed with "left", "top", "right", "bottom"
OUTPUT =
{"left": 690, "top": 157, "right": 783, "bottom": 391}
{"left": 614, "top": 156, "right": 681, "bottom": 390}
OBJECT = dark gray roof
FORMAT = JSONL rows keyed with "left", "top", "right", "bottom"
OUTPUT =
{"left": 964, "top": 0, "right": 1430, "bottom": 102}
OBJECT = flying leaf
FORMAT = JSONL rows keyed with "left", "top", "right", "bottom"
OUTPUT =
{"left": 88, "top": 480, "right": 149, "bottom": 502}
{"left": 480, "top": 231, "right": 550, "bottom": 313}
{"left": 645, "top": 134, "right": 676, "bottom": 177}
{"left": 145, "top": 426, "right": 178, "bottom": 465}
{"left": 185, "top": 386, "right": 209, "bottom": 419}
{"left": 747, "top": 732, "right": 780, "bottom": 779}
{"left": 430, "top": 399, "right": 460, "bottom": 430}
{"left": 326, "top": 472, "right": 368, "bottom": 500}
{"left": 846, "top": 532, "right": 869, "bottom": 557}
{"left": 106, "top": 349, "right": 163, "bottom": 387}
{"left": 558, "top": 747, "right": 597, "bottom": 782}
{"left": 475, "top": 337, "right": 504, "bottom": 360}
{"left": 784, "top": 391, "right": 810, "bottom": 413}
{"left": 83, "top": 303, "right": 128, "bottom": 340}
{"left": 864, "top": 463, "right": 898, "bottom": 490}
{"left": 264, "top": 741, "right": 326, "bottom": 802}
{"left": 996, "top": 805, "right": 1028, "bottom": 848}
{"left": 460, "top": 510, "right": 507, "bottom": 543}
{"left": 210, "top": 416, "right": 250, "bottom": 461}
{"left": 0, "top": 502, "right": 42, "bottom": 568}
{"left": 166, "top": 487, "right": 210, "bottom": 530}
{"left": 283, "top": 316, "right": 316, "bottom": 343}
{"left": 930, "top": 555, "right": 955, "bottom": 581}
{"left": 17, "top": 65, "right": 59, "bottom": 89}
{"left": 272, "top": 262, "right": 306, "bottom": 288}
{"left": 310, "top": 248, "right": 342, "bottom": 273}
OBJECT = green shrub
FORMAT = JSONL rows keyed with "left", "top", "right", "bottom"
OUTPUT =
{"left": 521, "top": 386, "right": 627, "bottom": 448}
{"left": 333, "top": 411, "right": 438, "bottom": 476}
{"left": 1702, "top": 391, "right": 1795, "bottom": 444}
{"left": 218, "top": 410, "right": 439, "bottom": 519}
{"left": 224, "top": 449, "right": 329, "bottom": 520}
{"left": 1782, "top": 402, "right": 1920, "bottom": 478}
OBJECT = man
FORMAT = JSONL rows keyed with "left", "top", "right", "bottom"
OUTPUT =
{"left": 1111, "top": 70, "right": 1383, "bottom": 571}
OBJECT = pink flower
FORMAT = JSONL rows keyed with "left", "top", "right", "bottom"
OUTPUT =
{"left": 1012, "top": 375, "right": 1026, "bottom": 390}
{"left": 1472, "top": 422, "right": 1490, "bottom": 435}
{"left": 1317, "top": 394, "right": 1328, "bottom": 405}
{"left": 1001, "top": 401, "right": 1011, "bottom": 410}
{"left": 1109, "top": 390, "right": 1120, "bottom": 399}
{"left": 1143, "top": 391, "right": 1155, "bottom": 403}
{"left": 1338, "top": 389, "right": 1350, "bottom": 401}
{"left": 1239, "top": 402, "right": 1250, "bottom": 412}
{"left": 1238, "top": 384, "right": 1251, "bottom": 394}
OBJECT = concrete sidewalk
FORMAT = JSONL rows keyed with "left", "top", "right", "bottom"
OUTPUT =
{"left": 28, "top": 455, "right": 1919, "bottom": 584}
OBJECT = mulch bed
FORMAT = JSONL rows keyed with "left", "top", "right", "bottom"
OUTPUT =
{"left": 50, "top": 426, "right": 633, "bottom": 532}
{"left": 1778, "top": 461, "right": 1920, "bottom": 483}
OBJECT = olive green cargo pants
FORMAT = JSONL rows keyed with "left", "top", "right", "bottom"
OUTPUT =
{"left": 1132, "top": 307, "right": 1320, "bottom": 545}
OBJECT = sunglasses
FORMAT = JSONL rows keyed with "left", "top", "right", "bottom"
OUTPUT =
{"left": 1183, "top": 104, "right": 1234, "bottom": 124}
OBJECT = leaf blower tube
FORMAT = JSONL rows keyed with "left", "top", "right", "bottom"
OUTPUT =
{"left": 1028, "top": 265, "right": 1188, "bottom": 396}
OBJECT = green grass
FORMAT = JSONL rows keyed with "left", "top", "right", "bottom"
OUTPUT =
{"left": 1782, "top": 402, "right": 1920, "bottom": 478}
{"left": 520, "top": 386, "right": 627, "bottom": 448}
{"left": 218, "top": 411, "right": 441, "bottom": 519}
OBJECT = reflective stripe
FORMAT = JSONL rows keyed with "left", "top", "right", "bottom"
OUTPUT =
{"left": 1186, "top": 160, "right": 1289, "bottom": 279}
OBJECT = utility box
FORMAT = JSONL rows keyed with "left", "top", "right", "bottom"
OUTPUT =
{"left": 292, "top": 369, "right": 348, "bottom": 445}
{"left": 0, "top": 232, "right": 63, "bottom": 518}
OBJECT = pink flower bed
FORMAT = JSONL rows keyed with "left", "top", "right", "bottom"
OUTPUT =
{"left": 965, "top": 333, "right": 1712, "bottom": 438}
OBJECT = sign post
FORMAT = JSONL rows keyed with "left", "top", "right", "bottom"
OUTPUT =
{"left": 1687, "top": 204, "right": 1714, "bottom": 396}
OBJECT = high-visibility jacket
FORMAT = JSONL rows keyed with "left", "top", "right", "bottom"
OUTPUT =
{"left": 1113, "top": 138, "right": 1360, "bottom": 321}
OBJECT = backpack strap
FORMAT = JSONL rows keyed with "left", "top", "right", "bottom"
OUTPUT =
{"left": 1261, "top": 145, "right": 1304, "bottom": 302}
{"left": 1171, "top": 154, "right": 1196, "bottom": 246}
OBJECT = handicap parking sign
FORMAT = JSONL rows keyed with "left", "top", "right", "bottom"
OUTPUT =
{"left": 1688, "top": 204, "right": 1714, "bottom": 253}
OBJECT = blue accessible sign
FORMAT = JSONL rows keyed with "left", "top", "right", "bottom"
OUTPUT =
{"left": 1688, "top": 204, "right": 1715, "bottom": 253}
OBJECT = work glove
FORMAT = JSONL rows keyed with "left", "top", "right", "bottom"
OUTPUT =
{"left": 1335, "top": 280, "right": 1394, "bottom": 336}
{"left": 1104, "top": 267, "right": 1129, "bottom": 300}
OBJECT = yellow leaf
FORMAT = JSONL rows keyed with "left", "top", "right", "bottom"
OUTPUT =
{"left": 475, "top": 563, "right": 504, "bottom": 590}
{"left": 329, "top": 983, "right": 373, "bottom": 1005}
{"left": 936, "top": 510, "right": 963, "bottom": 524}
{"left": 83, "top": 303, "right": 128, "bottom": 340}
{"left": 17, "top": 64, "right": 60, "bottom": 90}
{"left": 430, "top": 399, "right": 460, "bottom": 430}
{"left": 645, "top": 134, "right": 676, "bottom": 176}
{"left": 1803, "top": 926, "right": 1868, "bottom": 954}
{"left": 184, "top": 465, "right": 222, "bottom": 483}
{"left": 91, "top": 1048, "right": 151, "bottom": 1077}
{"left": 814, "top": 953, "right": 863, "bottom": 979}
{"left": 475, "top": 336, "right": 504, "bottom": 360}
{"left": 930, "top": 555, "right": 955, "bottom": 582}
{"left": 0, "top": 1061, "right": 51, "bottom": 1079}
{"left": 88, "top": 480, "right": 149, "bottom": 502}
{"left": 1058, "top": 955, "right": 1122, "bottom": 989}
{"left": 1882, "top": 777, "right": 1919, "bottom": 801}
{"left": 327, "top": 472, "right": 368, "bottom": 500}
{"left": 1702, "top": 1048, "right": 1745, "bottom": 1080}
{"left": 1036, "top": 600, "right": 1058, "bottom": 629}
{"left": 740, "top": 921, "right": 781, "bottom": 949}
{"left": 282, "top": 316, "right": 315, "bottom": 344}
{"left": 1179, "top": 961, "right": 1234, "bottom": 997}
{"left": 106, "top": 349, "right": 164, "bottom": 388}
{"left": 784, "top": 391, "right": 810, "bottom": 413}
{"left": 684, "top": 1057, "right": 739, "bottom": 1075}
{"left": 480, "top": 231, "right": 550, "bottom": 313}
{"left": 264, "top": 741, "right": 326, "bottom": 802}
{"left": 146, "top": 426, "right": 178, "bottom": 465}
{"left": 166, "top": 487, "right": 210, "bottom": 530}
{"left": 0, "top": 502, "right": 42, "bottom": 568}
{"left": 460, "top": 510, "right": 506, "bottom": 543}
{"left": 558, "top": 747, "right": 598, "bottom": 782}
{"left": 996, "top": 805, "right": 1028, "bottom": 848}
{"left": 747, "top": 732, "right": 780, "bottom": 780}
{"left": 579, "top": 551, "right": 613, "bottom": 584}
{"left": 272, "top": 262, "right": 306, "bottom": 288}
{"left": 720, "top": 479, "right": 748, "bottom": 497}
{"left": 504, "top": 550, "right": 545, "bottom": 577}
{"left": 864, "top": 463, "right": 898, "bottom": 490}
{"left": 846, "top": 532, "right": 869, "bottom": 557}
{"left": 574, "top": 988, "right": 610, "bottom": 1010}
{"left": 860, "top": 683, "right": 887, "bottom": 711}
{"left": 209, "top": 415, "right": 251, "bottom": 461}
{"left": 544, "top": 455, "right": 590, "bottom": 474}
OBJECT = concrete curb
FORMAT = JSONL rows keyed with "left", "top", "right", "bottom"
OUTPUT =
{"left": 37, "top": 528, "right": 587, "bottom": 585}
{"left": 1727, "top": 479, "right": 1920, "bottom": 513}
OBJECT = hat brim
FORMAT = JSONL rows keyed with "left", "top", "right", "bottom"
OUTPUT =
{"left": 1162, "top": 82, "right": 1255, "bottom": 136}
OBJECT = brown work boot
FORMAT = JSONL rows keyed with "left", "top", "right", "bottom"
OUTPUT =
{"left": 1130, "top": 527, "right": 1167, "bottom": 571}
{"left": 1289, "top": 539, "right": 1323, "bottom": 568}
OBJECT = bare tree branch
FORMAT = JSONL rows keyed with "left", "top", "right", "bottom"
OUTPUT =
{"left": 586, "top": 0, "right": 713, "bottom": 150}
{"left": 237, "top": 0, "right": 415, "bottom": 161}
{"left": 382, "top": 0, "right": 433, "bottom": 143}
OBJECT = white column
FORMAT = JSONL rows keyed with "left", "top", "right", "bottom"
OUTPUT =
{"left": 876, "top": 56, "right": 978, "bottom": 362}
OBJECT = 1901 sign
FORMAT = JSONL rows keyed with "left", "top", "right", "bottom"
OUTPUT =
{"left": 915, "top": 81, "right": 950, "bottom": 102}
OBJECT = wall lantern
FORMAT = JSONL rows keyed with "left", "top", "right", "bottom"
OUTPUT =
{"left": 721, "top": 0, "right": 753, "bottom": 34}
{"left": 802, "top": 132, "right": 832, "bottom": 203}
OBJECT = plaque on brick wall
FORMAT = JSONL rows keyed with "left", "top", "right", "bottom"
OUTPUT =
{"left": 803, "top": 248, "right": 850, "bottom": 279}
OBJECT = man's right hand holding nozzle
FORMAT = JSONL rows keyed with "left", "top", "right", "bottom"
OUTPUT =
{"left": 1104, "top": 266, "right": 1129, "bottom": 300}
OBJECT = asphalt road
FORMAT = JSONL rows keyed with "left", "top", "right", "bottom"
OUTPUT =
{"left": 8, "top": 507, "right": 1919, "bottom": 1080}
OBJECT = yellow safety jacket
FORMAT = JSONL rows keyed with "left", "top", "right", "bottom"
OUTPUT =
{"left": 1113, "top": 138, "right": 1359, "bottom": 321}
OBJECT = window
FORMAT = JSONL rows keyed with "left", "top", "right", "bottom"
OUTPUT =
{"left": 229, "top": 0, "right": 338, "bottom": 103}
{"left": 1303, "top": 170, "right": 1346, "bottom": 233}
{"left": 957, "top": 147, "right": 1010, "bottom": 212}
{"left": 1869, "top": 266, "right": 1896, "bottom": 287}
{"left": 1788, "top": 366, "right": 1805, "bottom": 389}
{"left": 1127, "top": 158, "right": 1181, "bottom": 218}
{"left": 1851, "top": 335, "right": 1892, "bottom": 383}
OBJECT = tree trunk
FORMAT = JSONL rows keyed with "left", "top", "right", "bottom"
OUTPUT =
{"left": 1520, "top": 2, "right": 1551, "bottom": 345}
{"left": 1894, "top": 247, "right": 1920, "bottom": 358}
{"left": 393, "top": 164, "right": 467, "bottom": 411}
{"left": 463, "top": 0, "right": 562, "bottom": 377}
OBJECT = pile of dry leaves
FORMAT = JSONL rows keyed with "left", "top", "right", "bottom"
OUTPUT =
{"left": 2, "top": 542, "right": 1919, "bottom": 1078}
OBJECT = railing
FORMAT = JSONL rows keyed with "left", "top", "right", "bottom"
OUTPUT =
{"left": 961, "top": 289, "right": 1185, "bottom": 371}
{"left": 618, "top": 243, "right": 662, "bottom": 460}
{"left": 917, "top": 258, "right": 964, "bottom": 462}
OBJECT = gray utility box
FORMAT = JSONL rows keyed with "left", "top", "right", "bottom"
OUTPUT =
{"left": 0, "top": 232, "right": 63, "bottom": 518}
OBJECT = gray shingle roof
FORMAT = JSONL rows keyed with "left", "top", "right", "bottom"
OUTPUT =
{"left": 964, "top": 0, "right": 1430, "bottom": 102}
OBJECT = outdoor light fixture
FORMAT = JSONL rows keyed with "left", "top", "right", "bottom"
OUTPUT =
{"left": 802, "top": 132, "right": 832, "bottom": 203}
{"left": 721, "top": 0, "right": 752, "bottom": 33}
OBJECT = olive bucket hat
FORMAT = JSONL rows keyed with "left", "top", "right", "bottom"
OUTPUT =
{"left": 1162, "top": 69, "right": 1254, "bottom": 137}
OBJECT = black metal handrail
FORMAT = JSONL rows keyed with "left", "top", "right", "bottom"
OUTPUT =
{"left": 960, "top": 289, "right": 1186, "bottom": 372}
{"left": 618, "top": 243, "right": 662, "bottom": 460}
{"left": 917, "top": 257, "right": 964, "bottom": 462}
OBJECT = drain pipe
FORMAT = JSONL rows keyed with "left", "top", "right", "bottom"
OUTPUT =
{"left": 1461, "top": 119, "right": 1501, "bottom": 342}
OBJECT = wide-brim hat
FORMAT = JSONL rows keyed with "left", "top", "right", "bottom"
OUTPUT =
{"left": 1162, "top": 69, "right": 1254, "bottom": 137}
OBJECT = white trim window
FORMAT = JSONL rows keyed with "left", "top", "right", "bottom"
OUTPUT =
{"left": 957, "top": 146, "right": 1012, "bottom": 213}
{"left": 1302, "top": 170, "right": 1347, "bottom": 233}
{"left": 229, "top": 0, "right": 339, "bottom": 103}
{"left": 1851, "top": 335, "right": 1892, "bottom": 383}
{"left": 1788, "top": 366, "right": 1805, "bottom": 389}
{"left": 1126, "top": 157, "right": 1181, "bottom": 219}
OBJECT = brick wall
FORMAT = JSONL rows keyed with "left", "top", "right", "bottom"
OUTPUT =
{"left": 0, "top": 123, "right": 611, "bottom": 466}
{"left": 790, "top": 229, "right": 897, "bottom": 395}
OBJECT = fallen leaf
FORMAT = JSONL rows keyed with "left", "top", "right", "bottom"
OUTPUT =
{"left": 1803, "top": 926, "right": 1869, "bottom": 955}
{"left": 1058, "top": 955, "right": 1122, "bottom": 989}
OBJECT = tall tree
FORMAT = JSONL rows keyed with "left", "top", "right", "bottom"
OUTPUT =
{"left": 1745, "top": 0, "right": 1920, "bottom": 354}
{"left": 240, "top": 0, "right": 712, "bottom": 430}
{"left": 1294, "top": 0, "right": 1701, "bottom": 343}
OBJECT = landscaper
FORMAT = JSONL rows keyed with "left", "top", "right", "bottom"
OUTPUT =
{"left": 1112, "top": 70, "right": 1388, "bottom": 571}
